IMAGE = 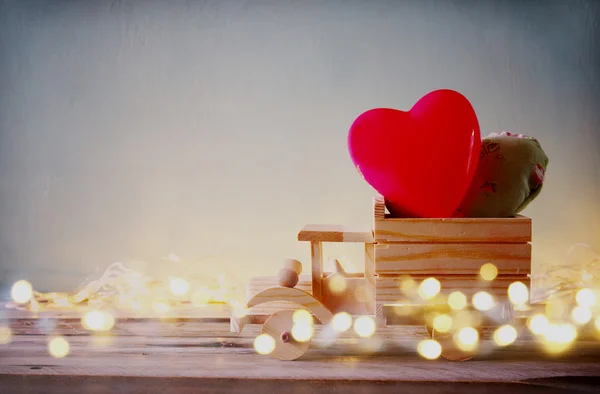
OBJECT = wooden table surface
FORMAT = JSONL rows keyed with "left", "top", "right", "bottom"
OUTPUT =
{"left": 1, "top": 308, "right": 600, "bottom": 393}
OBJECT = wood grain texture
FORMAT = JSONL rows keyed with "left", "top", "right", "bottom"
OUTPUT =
{"left": 298, "top": 224, "right": 374, "bottom": 243}
{"left": 373, "top": 195, "right": 386, "bottom": 220}
{"left": 246, "top": 287, "right": 333, "bottom": 324}
{"left": 3, "top": 332, "right": 600, "bottom": 386}
{"left": 311, "top": 241, "right": 323, "bottom": 301}
{"left": 364, "top": 243, "right": 375, "bottom": 314}
{"left": 375, "top": 275, "right": 531, "bottom": 302}
{"left": 375, "top": 243, "right": 531, "bottom": 275}
{"left": 373, "top": 216, "right": 532, "bottom": 243}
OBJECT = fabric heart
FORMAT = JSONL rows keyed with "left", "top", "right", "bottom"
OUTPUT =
{"left": 348, "top": 89, "right": 481, "bottom": 218}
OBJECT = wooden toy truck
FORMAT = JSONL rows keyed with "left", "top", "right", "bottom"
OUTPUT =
{"left": 231, "top": 196, "right": 532, "bottom": 361}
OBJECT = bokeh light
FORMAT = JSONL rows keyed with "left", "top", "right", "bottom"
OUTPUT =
{"left": 479, "top": 263, "right": 498, "bottom": 281}
{"left": 528, "top": 314, "right": 549, "bottom": 335}
{"left": 328, "top": 274, "right": 347, "bottom": 294}
{"left": 291, "top": 323, "right": 313, "bottom": 342}
{"left": 571, "top": 306, "right": 592, "bottom": 325}
{"left": 448, "top": 291, "right": 467, "bottom": 310}
{"left": 0, "top": 326, "right": 12, "bottom": 345}
{"left": 418, "top": 278, "right": 441, "bottom": 300}
{"left": 293, "top": 309, "right": 314, "bottom": 326}
{"left": 354, "top": 316, "right": 376, "bottom": 338}
{"left": 542, "top": 324, "right": 577, "bottom": 354}
{"left": 417, "top": 339, "right": 442, "bottom": 360}
{"left": 472, "top": 291, "right": 495, "bottom": 311}
{"left": 493, "top": 324, "right": 517, "bottom": 346}
{"left": 400, "top": 276, "right": 418, "bottom": 297}
{"left": 48, "top": 337, "right": 70, "bottom": 358}
{"left": 190, "top": 288, "right": 212, "bottom": 306}
{"left": 456, "top": 327, "right": 479, "bottom": 351}
{"left": 169, "top": 277, "right": 190, "bottom": 296}
{"left": 254, "top": 334, "right": 275, "bottom": 355}
{"left": 508, "top": 282, "right": 529, "bottom": 305}
{"left": 332, "top": 312, "right": 352, "bottom": 333}
{"left": 433, "top": 314, "right": 453, "bottom": 333}
{"left": 11, "top": 280, "right": 33, "bottom": 304}
{"left": 595, "top": 316, "right": 600, "bottom": 332}
{"left": 82, "top": 310, "right": 115, "bottom": 332}
{"left": 152, "top": 301, "right": 171, "bottom": 314}
{"left": 576, "top": 288, "right": 596, "bottom": 308}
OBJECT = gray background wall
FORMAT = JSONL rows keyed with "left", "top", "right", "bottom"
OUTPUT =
{"left": 1, "top": 0, "right": 599, "bottom": 294}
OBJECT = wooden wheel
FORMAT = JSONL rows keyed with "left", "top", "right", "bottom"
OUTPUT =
{"left": 262, "top": 310, "right": 311, "bottom": 361}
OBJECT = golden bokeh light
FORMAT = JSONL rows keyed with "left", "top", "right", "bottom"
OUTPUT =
{"left": 82, "top": 310, "right": 115, "bottom": 332}
{"left": 545, "top": 298, "right": 568, "bottom": 320}
{"left": 354, "top": 316, "right": 376, "bottom": 338}
{"left": 448, "top": 291, "right": 467, "bottom": 310}
{"left": 418, "top": 278, "right": 441, "bottom": 300}
{"left": 332, "top": 312, "right": 352, "bottom": 333}
{"left": 493, "top": 324, "right": 518, "bottom": 346}
{"left": 576, "top": 288, "right": 596, "bottom": 308}
{"left": 11, "top": 280, "right": 33, "bottom": 304}
{"left": 152, "top": 301, "right": 171, "bottom": 314}
{"left": 328, "top": 274, "right": 347, "bottom": 294}
{"left": 169, "top": 277, "right": 190, "bottom": 296}
{"left": 433, "top": 314, "right": 453, "bottom": 333}
{"left": 479, "top": 263, "right": 498, "bottom": 281}
{"left": 400, "top": 276, "right": 418, "bottom": 297}
{"left": 254, "top": 334, "right": 275, "bottom": 355}
{"left": 571, "top": 306, "right": 592, "bottom": 325}
{"left": 0, "top": 326, "right": 12, "bottom": 345}
{"left": 417, "top": 339, "right": 442, "bottom": 360}
{"left": 48, "top": 337, "right": 70, "bottom": 358}
{"left": 456, "top": 327, "right": 479, "bottom": 351}
{"left": 595, "top": 316, "right": 600, "bottom": 332}
{"left": 528, "top": 314, "right": 549, "bottom": 335}
{"left": 190, "top": 288, "right": 212, "bottom": 306}
{"left": 291, "top": 323, "right": 313, "bottom": 342}
{"left": 508, "top": 281, "right": 529, "bottom": 305}
{"left": 293, "top": 309, "right": 314, "bottom": 326}
{"left": 542, "top": 323, "right": 577, "bottom": 354}
{"left": 472, "top": 291, "right": 495, "bottom": 311}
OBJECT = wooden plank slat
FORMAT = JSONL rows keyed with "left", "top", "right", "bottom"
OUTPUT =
{"left": 373, "top": 216, "right": 531, "bottom": 243}
{"left": 298, "top": 224, "right": 374, "bottom": 243}
{"left": 375, "top": 275, "right": 530, "bottom": 303}
{"left": 374, "top": 243, "right": 531, "bottom": 275}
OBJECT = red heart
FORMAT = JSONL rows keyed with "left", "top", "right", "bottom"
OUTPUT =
{"left": 348, "top": 89, "right": 481, "bottom": 218}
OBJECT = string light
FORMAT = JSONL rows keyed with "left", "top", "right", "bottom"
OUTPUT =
{"left": 169, "top": 277, "right": 190, "bottom": 296}
{"left": 254, "top": 334, "right": 275, "bottom": 355}
{"left": 82, "top": 310, "right": 115, "bottom": 331}
{"left": 0, "top": 326, "right": 12, "bottom": 345}
{"left": 48, "top": 337, "right": 70, "bottom": 358}
{"left": 571, "top": 306, "right": 592, "bottom": 325}
{"left": 494, "top": 325, "right": 518, "bottom": 346}
{"left": 433, "top": 314, "right": 453, "bottom": 333}
{"left": 576, "top": 288, "right": 596, "bottom": 308}
{"left": 508, "top": 282, "right": 529, "bottom": 305}
{"left": 11, "top": 280, "right": 33, "bottom": 304}
{"left": 528, "top": 314, "right": 549, "bottom": 335}
{"left": 417, "top": 339, "right": 442, "bottom": 360}
{"left": 480, "top": 263, "right": 498, "bottom": 281}
{"left": 448, "top": 291, "right": 467, "bottom": 310}
{"left": 542, "top": 324, "right": 577, "bottom": 354}
{"left": 354, "top": 316, "right": 376, "bottom": 338}
{"left": 472, "top": 291, "right": 495, "bottom": 311}
{"left": 332, "top": 312, "right": 352, "bottom": 333}
{"left": 418, "top": 278, "right": 441, "bottom": 300}
{"left": 456, "top": 327, "right": 479, "bottom": 351}
{"left": 292, "top": 309, "right": 314, "bottom": 326}
{"left": 291, "top": 323, "right": 313, "bottom": 342}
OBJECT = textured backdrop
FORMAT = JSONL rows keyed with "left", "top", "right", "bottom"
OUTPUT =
{"left": 0, "top": 0, "right": 599, "bottom": 294}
